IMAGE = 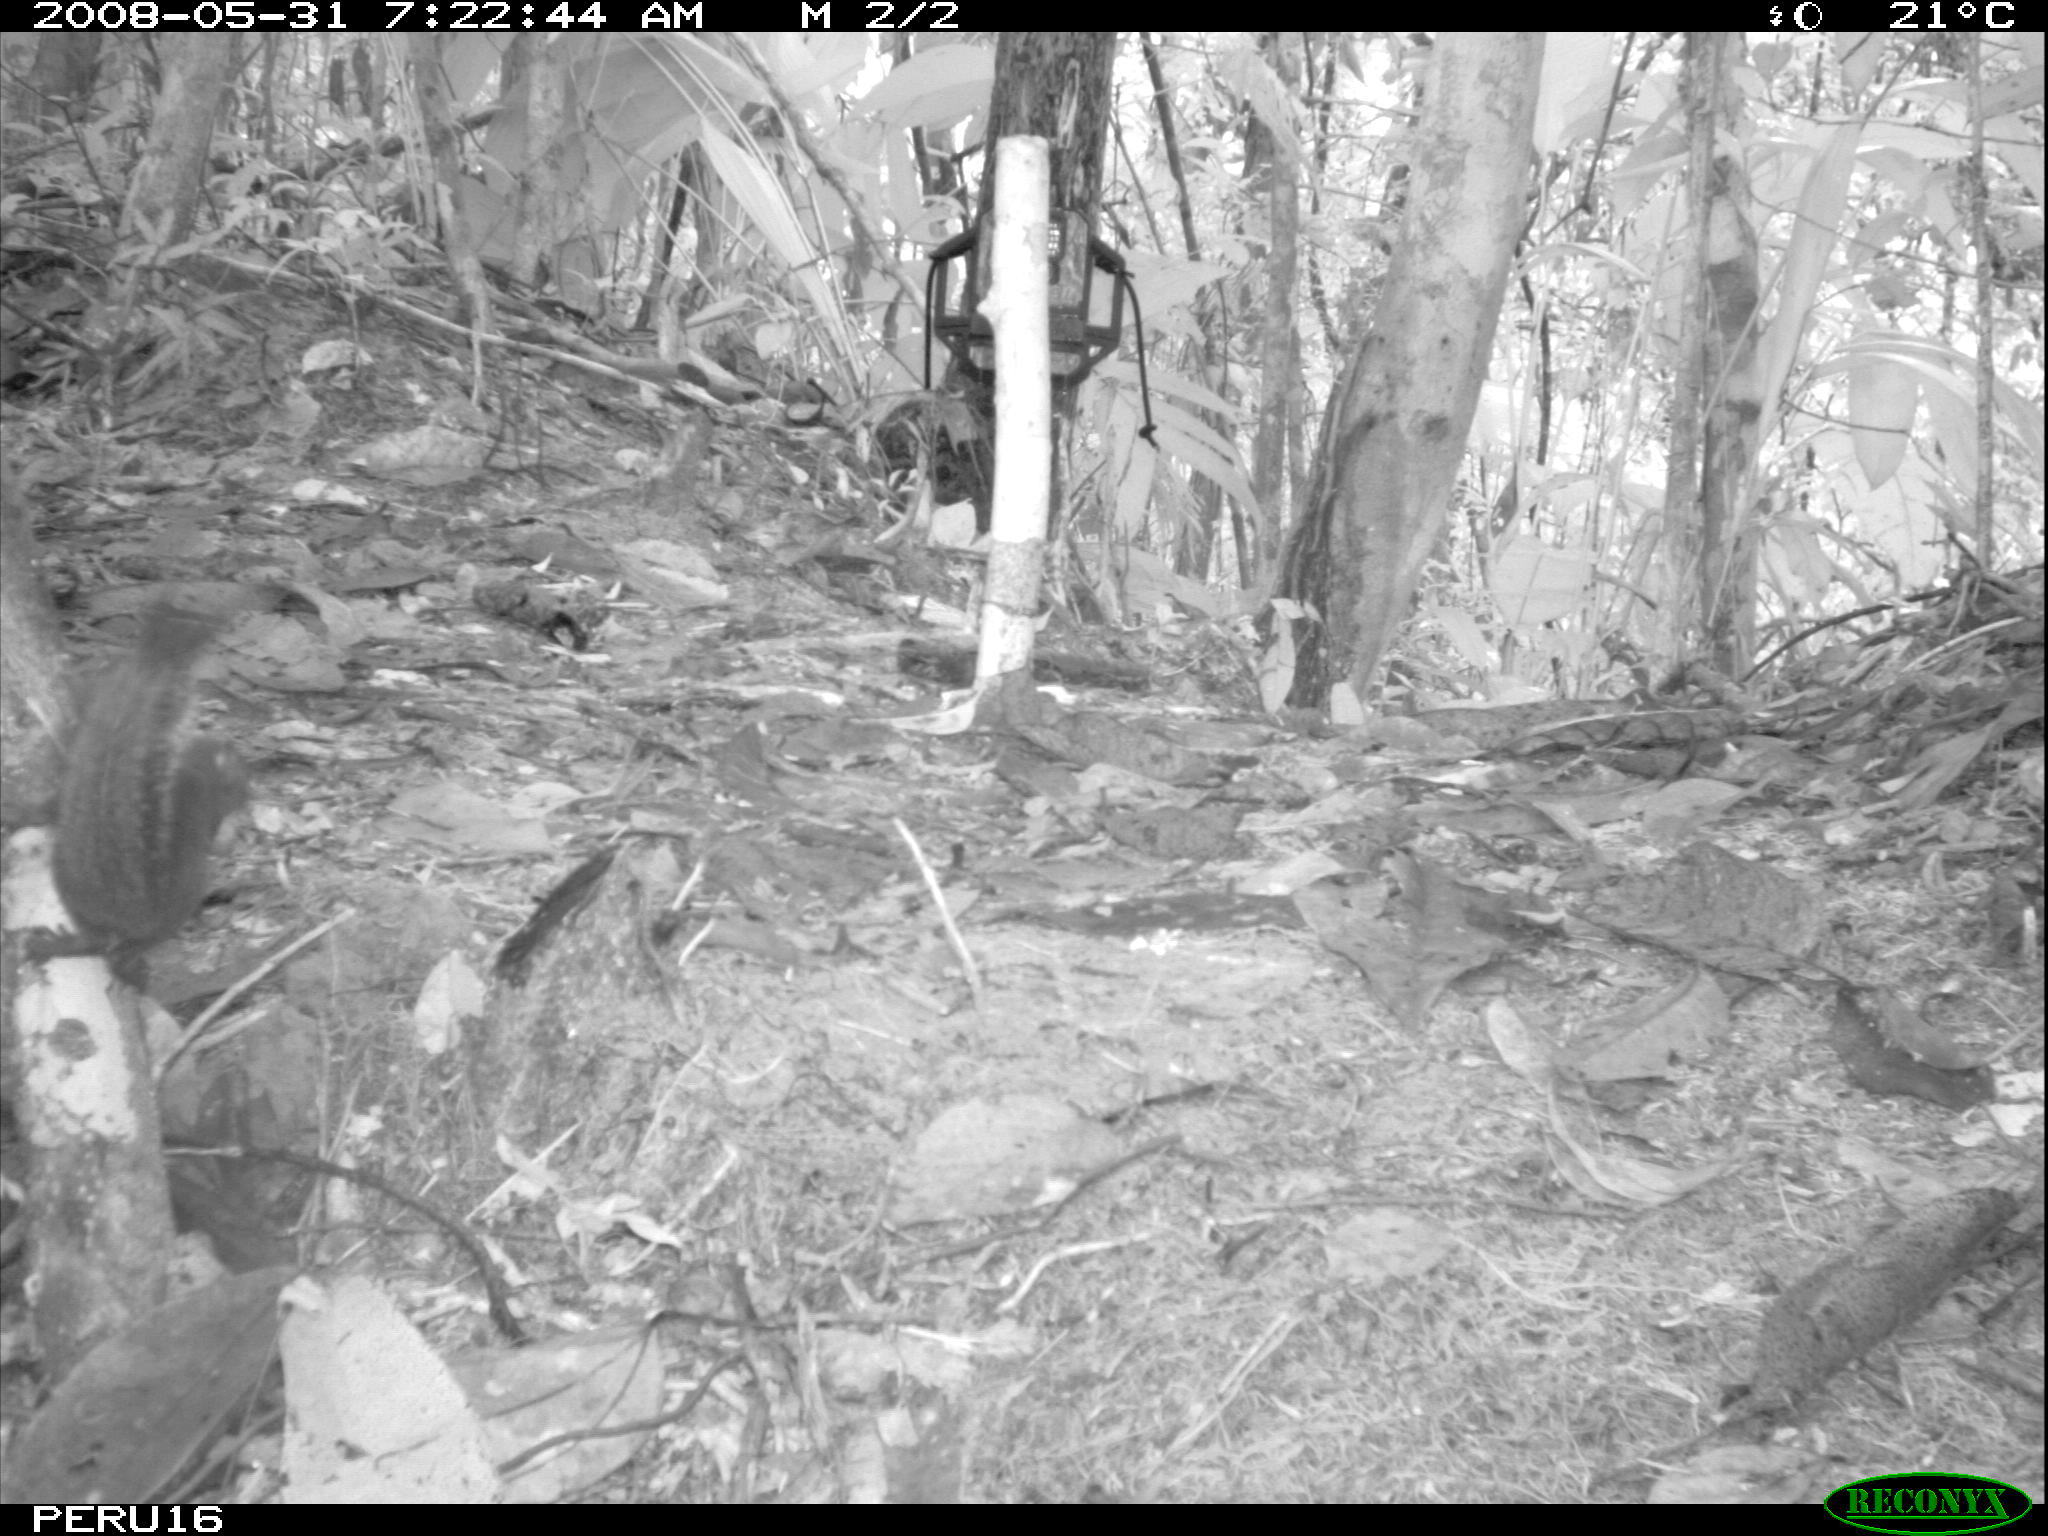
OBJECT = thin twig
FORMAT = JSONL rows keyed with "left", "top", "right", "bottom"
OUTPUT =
{"left": 157, "top": 908, "right": 355, "bottom": 1081}
{"left": 893, "top": 816, "right": 983, "bottom": 1012}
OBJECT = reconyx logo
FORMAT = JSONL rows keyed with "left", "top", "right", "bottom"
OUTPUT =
{"left": 1825, "top": 1472, "right": 2032, "bottom": 1534}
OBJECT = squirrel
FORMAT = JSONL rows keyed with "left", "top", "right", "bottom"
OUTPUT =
{"left": 50, "top": 602, "right": 247, "bottom": 973}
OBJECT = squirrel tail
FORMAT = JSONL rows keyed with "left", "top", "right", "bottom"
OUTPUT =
{"left": 135, "top": 602, "right": 226, "bottom": 665}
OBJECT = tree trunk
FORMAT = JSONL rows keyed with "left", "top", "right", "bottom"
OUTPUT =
{"left": 1278, "top": 34, "right": 1543, "bottom": 710}
{"left": 954, "top": 34, "right": 1117, "bottom": 539}
{"left": 123, "top": 37, "right": 243, "bottom": 251}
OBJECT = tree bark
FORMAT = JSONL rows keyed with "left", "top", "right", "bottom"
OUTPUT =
{"left": 1278, "top": 34, "right": 1542, "bottom": 710}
